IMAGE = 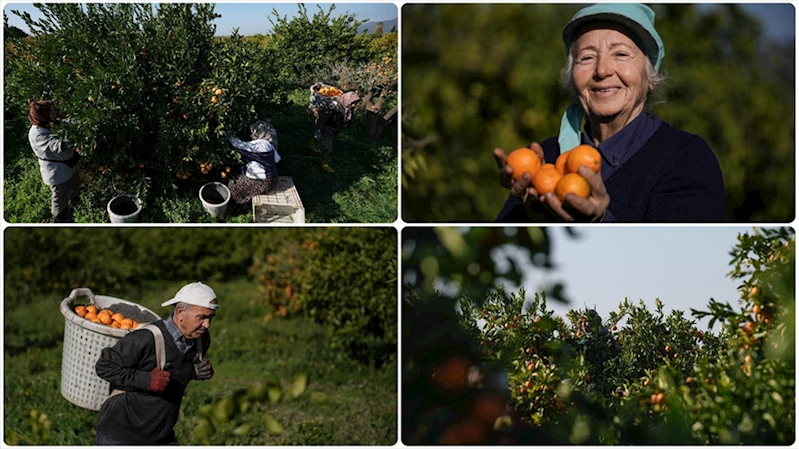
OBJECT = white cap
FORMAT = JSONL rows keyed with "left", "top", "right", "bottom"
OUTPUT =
{"left": 161, "top": 282, "right": 220, "bottom": 310}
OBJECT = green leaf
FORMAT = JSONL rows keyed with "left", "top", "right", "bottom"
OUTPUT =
{"left": 232, "top": 423, "right": 253, "bottom": 436}
{"left": 309, "top": 391, "right": 328, "bottom": 403}
{"left": 263, "top": 413, "right": 284, "bottom": 435}
{"left": 289, "top": 372, "right": 308, "bottom": 398}
{"left": 267, "top": 386, "right": 282, "bottom": 404}
{"left": 247, "top": 382, "right": 267, "bottom": 401}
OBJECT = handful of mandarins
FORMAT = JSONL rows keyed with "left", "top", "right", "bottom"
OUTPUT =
{"left": 506, "top": 144, "right": 601, "bottom": 202}
{"left": 74, "top": 305, "right": 140, "bottom": 330}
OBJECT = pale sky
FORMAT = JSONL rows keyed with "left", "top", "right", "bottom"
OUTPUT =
{"left": 3, "top": 3, "right": 399, "bottom": 37}
{"left": 498, "top": 227, "right": 754, "bottom": 332}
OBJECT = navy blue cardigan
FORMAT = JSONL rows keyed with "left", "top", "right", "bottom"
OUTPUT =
{"left": 495, "top": 122, "right": 726, "bottom": 222}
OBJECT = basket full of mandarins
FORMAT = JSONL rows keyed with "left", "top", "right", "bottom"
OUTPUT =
{"left": 59, "top": 288, "right": 161, "bottom": 411}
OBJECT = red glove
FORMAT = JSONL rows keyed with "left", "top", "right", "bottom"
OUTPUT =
{"left": 149, "top": 367, "right": 170, "bottom": 392}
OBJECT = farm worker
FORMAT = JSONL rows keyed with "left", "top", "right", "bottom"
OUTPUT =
{"left": 577, "top": 309, "right": 620, "bottom": 356}
{"left": 311, "top": 90, "right": 361, "bottom": 173}
{"left": 494, "top": 3, "right": 725, "bottom": 223}
{"left": 227, "top": 120, "right": 280, "bottom": 204}
{"left": 95, "top": 282, "right": 219, "bottom": 445}
{"left": 27, "top": 99, "right": 81, "bottom": 222}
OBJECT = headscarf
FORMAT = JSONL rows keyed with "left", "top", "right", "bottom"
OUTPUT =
{"left": 558, "top": 3, "right": 665, "bottom": 153}
{"left": 338, "top": 91, "right": 361, "bottom": 122}
{"left": 250, "top": 120, "right": 278, "bottom": 150}
{"left": 29, "top": 99, "right": 55, "bottom": 128}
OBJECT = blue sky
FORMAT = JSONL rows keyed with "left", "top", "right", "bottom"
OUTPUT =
{"left": 4, "top": 3, "right": 793, "bottom": 40}
{"left": 3, "top": 3, "right": 399, "bottom": 36}
{"left": 499, "top": 227, "right": 755, "bottom": 332}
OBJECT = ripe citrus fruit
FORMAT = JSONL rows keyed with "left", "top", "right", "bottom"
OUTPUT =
{"left": 565, "top": 144, "right": 601, "bottom": 174}
{"left": 214, "top": 88, "right": 224, "bottom": 96}
{"left": 112, "top": 313, "right": 124, "bottom": 323}
{"left": 75, "top": 306, "right": 87, "bottom": 317}
{"left": 100, "top": 314, "right": 112, "bottom": 325}
{"left": 131, "top": 321, "right": 139, "bottom": 329}
{"left": 98, "top": 309, "right": 111, "bottom": 317}
{"left": 85, "top": 312, "right": 98, "bottom": 321}
{"left": 532, "top": 164, "right": 563, "bottom": 196}
{"left": 506, "top": 148, "right": 542, "bottom": 181}
{"left": 86, "top": 305, "right": 98, "bottom": 314}
{"left": 120, "top": 323, "right": 132, "bottom": 330}
{"left": 211, "top": 96, "right": 219, "bottom": 104}
{"left": 473, "top": 393, "right": 506, "bottom": 427}
{"left": 555, "top": 173, "right": 591, "bottom": 202}
{"left": 433, "top": 356, "right": 470, "bottom": 390}
{"left": 111, "top": 322, "right": 121, "bottom": 329}
{"left": 555, "top": 150, "right": 571, "bottom": 174}
{"left": 121, "top": 318, "right": 133, "bottom": 327}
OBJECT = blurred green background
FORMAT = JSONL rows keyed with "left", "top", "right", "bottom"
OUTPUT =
{"left": 401, "top": 4, "right": 795, "bottom": 223}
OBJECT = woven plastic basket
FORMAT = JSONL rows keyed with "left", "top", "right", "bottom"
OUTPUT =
{"left": 59, "top": 288, "right": 161, "bottom": 411}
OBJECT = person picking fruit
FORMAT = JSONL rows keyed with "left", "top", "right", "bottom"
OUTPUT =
{"left": 494, "top": 4, "right": 725, "bottom": 223}
{"left": 95, "top": 282, "right": 219, "bottom": 445}
{"left": 27, "top": 99, "right": 81, "bottom": 222}
{"left": 310, "top": 88, "right": 361, "bottom": 173}
{"left": 226, "top": 120, "right": 280, "bottom": 204}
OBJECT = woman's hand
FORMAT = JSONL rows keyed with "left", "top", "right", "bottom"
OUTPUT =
{"left": 493, "top": 143, "right": 545, "bottom": 203}
{"left": 541, "top": 166, "right": 610, "bottom": 222}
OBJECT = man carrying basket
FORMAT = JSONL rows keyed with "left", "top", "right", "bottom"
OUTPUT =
{"left": 94, "top": 282, "right": 219, "bottom": 445}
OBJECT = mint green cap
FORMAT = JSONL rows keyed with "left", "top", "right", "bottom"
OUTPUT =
{"left": 558, "top": 4, "right": 664, "bottom": 153}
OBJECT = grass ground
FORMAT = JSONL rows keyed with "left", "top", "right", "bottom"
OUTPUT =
{"left": 3, "top": 88, "right": 398, "bottom": 223}
{"left": 3, "top": 279, "right": 397, "bottom": 445}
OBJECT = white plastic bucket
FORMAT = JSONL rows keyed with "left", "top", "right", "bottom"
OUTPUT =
{"left": 107, "top": 195, "right": 142, "bottom": 223}
{"left": 199, "top": 182, "right": 230, "bottom": 217}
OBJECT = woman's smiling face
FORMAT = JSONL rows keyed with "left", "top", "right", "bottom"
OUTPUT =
{"left": 571, "top": 22, "right": 651, "bottom": 128}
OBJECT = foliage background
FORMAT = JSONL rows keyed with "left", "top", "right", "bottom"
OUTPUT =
{"left": 402, "top": 226, "right": 795, "bottom": 444}
{"left": 401, "top": 4, "right": 795, "bottom": 222}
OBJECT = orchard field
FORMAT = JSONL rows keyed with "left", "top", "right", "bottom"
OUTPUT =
{"left": 402, "top": 227, "right": 795, "bottom": 444}
{"left": 4, "top": 227, "right": 398, "bottom": 445}
{"left": 3, "top": 3, "right": 398, "bottom": 223}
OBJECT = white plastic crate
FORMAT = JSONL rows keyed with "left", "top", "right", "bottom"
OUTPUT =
{"left": 252, "top": 176, "right": 306, "bottom": 223}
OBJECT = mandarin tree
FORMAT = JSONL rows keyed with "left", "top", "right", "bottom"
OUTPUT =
{"left": 5, "top": 3, "right": 287, "bottom": 220}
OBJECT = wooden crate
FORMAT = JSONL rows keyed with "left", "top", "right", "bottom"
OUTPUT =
{"left": 252, "top": 176, "right": 305, "bottom": 223}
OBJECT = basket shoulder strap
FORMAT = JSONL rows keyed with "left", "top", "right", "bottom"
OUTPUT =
{"left": 108, "top": 323, "right": 167, "bottom": 399}
{"left": 140, "top": 324, "right": 167, "bottom": 370}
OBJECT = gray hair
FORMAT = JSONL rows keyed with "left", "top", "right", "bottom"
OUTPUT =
{"left": 559, "top": 45, "right": 666, "bottom": 104}
{"left": 175, "top": 302, "right": 193, "bottom": 314}
{"left": 250, "top": 120, "right": 278, "bottom": 150}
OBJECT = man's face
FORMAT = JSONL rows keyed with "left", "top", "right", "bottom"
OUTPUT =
{"left": 175, "top": 303, "right": 216, "bottom": 339}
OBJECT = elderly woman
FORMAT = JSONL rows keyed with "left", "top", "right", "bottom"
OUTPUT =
{"left": 494, "top": 4, "right": 725, "bottom": 222}
{"left": 28, "top": 99, "right": 81, "bottom": 222}
{"left": 227, "top": 120, "right": 281, "bottom": 204}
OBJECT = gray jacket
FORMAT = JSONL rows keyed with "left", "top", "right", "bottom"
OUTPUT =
{"left": 28, "top": 125, "right": 75, "bottom": 186}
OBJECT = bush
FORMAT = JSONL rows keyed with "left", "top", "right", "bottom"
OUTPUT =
{"left": 4, "top": 4, "right": 288, "bottom": 215}
{"left": 301, "top": 228, "right": 397, "bottom": 366}
{"left": 250, "top": 228, "right": 398, "bottom": 366}
{"left": 267, "top": 4, "right": 369, "bottom": 86}
{"left": 404, "top": 227, "right": 795, "bottom": 444}
{"left": 4, "top": 228, "right": 273, "bottom": 305}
